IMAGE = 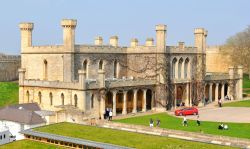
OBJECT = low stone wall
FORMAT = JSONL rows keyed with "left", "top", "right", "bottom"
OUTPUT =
{"left": 99, "top": 122, "right": 250, "bottom": 149}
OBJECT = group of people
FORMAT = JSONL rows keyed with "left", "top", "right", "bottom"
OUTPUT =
{"left": 149, "top": 118, "right": 161, "bottom": 127}
{"left": 218, "top": 123, "right": 229, "bottom": 130}
{"left": 182, "top": 115, "right": 201, "bottom": 127}
{"left": 104, "top": 108, "right": 113, "bottom": 121}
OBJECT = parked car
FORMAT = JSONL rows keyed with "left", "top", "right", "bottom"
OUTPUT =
{"left": 175, "top": 107, "right": 198, "bottom": 116}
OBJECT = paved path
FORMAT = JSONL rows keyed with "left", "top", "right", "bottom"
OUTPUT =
{"left": 187, "top": 107, "right": 250, "bottom": 123}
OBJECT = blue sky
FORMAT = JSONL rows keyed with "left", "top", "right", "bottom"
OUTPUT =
{"left": 0, "top": 0, "right": 249, "bottom": 54}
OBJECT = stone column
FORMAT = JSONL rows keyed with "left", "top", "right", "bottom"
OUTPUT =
{"left": 122, "top": 91, "right": 127, "bottom": 115}
{"left": 142, "top": 89, "right": 147, "bottom": 112}
{"left": 112, "top": 91, "right": 117, "bottom": 116}
{"left": 237, "top": 66, "right": 243, "bottom": 99}
{"left": 175, "top": 61, "right": 178, "bottom": 79}
{"left": 151, "top": 91, "right": 154, "bottom": 110}
{"left": 132, "top": 89, "right": 138, "bottom": 113}
{"left": 181, "top": 62, "right": 185, "bottom": 79}
{"left": 215, "top": 83, "right": 219, "bottom": 102}
{"left": 100, "top": 92, "right": 105, "bottom": 119}
{"left": 174, "top": 85, "right": 177, "bottom": 109}
{"left": 221, "top": 84, "right": 225, "bottom": 101}
{"left": 185, "top": 83, "right": 189, "bottom": 106}
{"left": 209, "top": 83, "right": 213, "bottom": 102}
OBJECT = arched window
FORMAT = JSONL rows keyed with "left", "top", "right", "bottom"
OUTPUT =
{"left": 61, "top": 93, "right": 64, "bottom": 106}
{"left": 82, "top": 60, "right": 88, "bottom": 78}
{"left": 91, "top": 94, "right": 94, "bottom": 109}
{"left": 184, "top": 58, "right": 190, "bottom": 79}
{"left": 26, "top": 91, "right": 30, "bottom": 103}
{"left": 49, "top": 92, "right": 53, "bottom": 106}
{"left": 178, "top": 58, "right": 183, "bottom": 79}
{"left": 74, "top": 94, "right": 78, "bottom": 108}
{"left": 99, "top": 60, "right": 103, "bottom": 70}
{"left": 114, "top": 60, "right": 118, "bottom": 78}
{"left": 38, "top": 92, "right": 42, "bottom": 104}
{"left": 172, "top": 58, "right": 177, "bottom": 79}
{"left": 43, "top": 60, "right": 48, "bottom": 80}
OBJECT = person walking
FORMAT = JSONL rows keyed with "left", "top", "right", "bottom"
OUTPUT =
{"left": 149, "top": 118, "right": 154, "bottom": 127}
{"left": 109, "top": 109, "right": 113, "bottom": 121}
{"left": 218, "top": 98, "right": 222, "bottom": 107}
{"left": 156, "top": 119, "right": 161, "bottom": 127}
{"left": 196, "top": 115, "right": 201, "bottom": 126}
{"left": 183, "top": 116, "right": 188, "bottom": 126}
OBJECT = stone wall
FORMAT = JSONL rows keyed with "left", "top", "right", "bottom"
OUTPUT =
{"left": 206, "top": 46, "right": 232, "bottom": 73}
{"left": 0, "top": 54, "right": 20, "bottom": 81}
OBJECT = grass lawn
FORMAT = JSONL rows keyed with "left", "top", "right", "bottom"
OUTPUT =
{"left": 0, "top": 140, "right": 63, "bottom": 149}
{"left": 243, "top": 90, "right": 250, "bottom": 94}
{"left": 115, "top": 113, "right": 250, "bottom": 139}
{"left": 223, "top": 100, "right": 250, "bottom": 107}
{"left": 243, "top": 74, "right": 250, "bottom": 88}
{"left": 35, "top": 122, "right": 235, "bottom": 149}
{"left": 0, "top": 82, "right": 19, "bottom": 107}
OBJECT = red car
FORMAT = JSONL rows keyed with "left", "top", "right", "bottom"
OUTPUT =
{"left": 175, "top": 107, "right": 198, "bottom": 116}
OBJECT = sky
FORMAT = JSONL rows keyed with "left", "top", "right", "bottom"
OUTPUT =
{"left": 0, "top": 0, "right": 249, "bottom": 55}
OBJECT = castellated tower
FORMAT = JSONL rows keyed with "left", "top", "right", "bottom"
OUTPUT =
{"left": 155, "top": 24, "right": 168, "bottom": 111}
{"left": 19, "top": 23, "right": 34, "bottom": 54}
{"left": 194, "top": 28, "right": 207, "bottom": 104}
{"left": 61, "top": 19, "right": 77, "bottom": 82}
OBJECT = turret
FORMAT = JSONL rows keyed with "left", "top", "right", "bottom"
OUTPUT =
{"left": 130, "top": 38, "right": 138, "bottom": 47}
{"left": 145, "top": 38, "right": 154, "bottom": 46}
{"left": 109, "top": 36, "right": 118, "bottom": 47}
{"left": 19, "top": 23, "right": 34, "bottom": 52}
{"left": 156, "top": 24, "right": 166, "bottom": 53}
{"left": 95, "top": 36, "right": 103, "bottom": 45}
{"left": 194, "top": 28, "right": 207, "bottom": 53}
{"left": 61, "top": 19, "right": 77, "bottom": 51}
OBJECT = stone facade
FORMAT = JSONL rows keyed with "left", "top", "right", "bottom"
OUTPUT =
{"left": 18, "top": 19, "right": 242, "bottom": 121}
{"left": 0, "top": 53, "right": 20, "bottom": 81}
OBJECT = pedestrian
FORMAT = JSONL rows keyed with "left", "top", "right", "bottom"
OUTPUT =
{"left": 196, "top": 115, "right": 201, "bottom": 126}
{"left": 218, "top": 98, "right": 222, "bottom": 107}
{"left": 156, "top": 119, "right": 161, "bottom": 127}
{"left": 183, "top": 116, "right": 188, "bottom": 126}
{"left": 149, "top": 118, "right": 154, "bottom": 127}
{"left": 105, "top": 108, "right": 109, "bottom": 119}
{"left": 109, "top": 109, "right": 113, "bottom": 121}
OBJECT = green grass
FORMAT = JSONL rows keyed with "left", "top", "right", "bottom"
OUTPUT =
{"left": 243, "top": 90, "right": 250, "bottom": 94}
{"left": 243, "top": 74, "right": 250, "bottom": 88}
{"left": 223, "top": 100, "right": 250, "bottom": 107}
{"left": 35, "top": 122, "right": 235, "bottom": 149}
{"left": 115, "top": 113, "right": 250, "bottom": 139}
{"left": 0, "top": 140, "right": 63, "bottom": 149}
{"left": 0, "top": 82, "right": 19, "bottom": 107}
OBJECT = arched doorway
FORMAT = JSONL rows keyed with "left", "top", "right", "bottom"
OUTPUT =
{"left": 146, "top": 90, "right": 152, "bottom": 110}
{"left": 212, "top": 84, "right": 215, "bottom": 101}
{"left": 116, "top": 92, "right": 123, "bottom": 114}
{"left": 176, "top": 86, "right": 184, "bottom": 106}
{"left": 105, "top": 91, "right": 113, "bottom": 109}
{"left": 127, "top": 90, "right": 133, "bottom": 113}
{"left": 137, "top": 90, "right": 143, "bottom": 111}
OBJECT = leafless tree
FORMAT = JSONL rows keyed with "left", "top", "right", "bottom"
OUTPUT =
{"left": 221, "top": 26, "right": 250, "bottom": 78}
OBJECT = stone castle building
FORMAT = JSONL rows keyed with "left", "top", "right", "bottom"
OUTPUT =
{"left": 18, "top": 19, "right": 243, "bottom": 122}
{"left": 0, "top": 53, "right": 20, "bottom": 81}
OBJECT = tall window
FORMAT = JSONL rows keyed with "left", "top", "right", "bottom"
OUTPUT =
{"left": 91, "top": 94, "right": 94, "bottom": 109}
{"left": 43, "top": 60, "right": 48, "bottom": 80}
{"left": 172, "top": 58, "right": 177, "bottom": 79}
{"left": 49, "top": 92, "right": 53, "bottom": 106}
{"left": 74, "top": 94, "right": 78, "bottom": 108}
{"left": 114, "top": 60, "right": 118, "bottom": 78}
{"left": 178, "top": 58, "right": 183, "bottom": 79}
{"left": 38, "top": 92, "right": 42, "bottom": 104}
{"left": 83, "top": 60, "right": 88, "bottom": 78}
{"left": 26, "top": 91, "right": 30, "bottom": 103}
{"left": 99, "top": 60, "right": 103, "bottom": 70}
{"left": 61, "top": 93, "right": 64, "bottom": 106}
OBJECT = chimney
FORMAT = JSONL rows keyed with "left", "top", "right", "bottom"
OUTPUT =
{"left": 95, "top": 36, "right": 103, "bottom": 45}
{"left": 109, "top": 36, "right": 118, "bottom": 47}
{"left": 130, "top": 38, "right": 138, "bottom": 47}
{"left": 145, "top": 38, "right": 154, "bottom": 46}
{"left": 178, "top": 42, "right": 185, "bottom": 49}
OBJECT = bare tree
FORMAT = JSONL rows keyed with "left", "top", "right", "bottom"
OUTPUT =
{"left": 221, "top": 26, "right": 250, "bottom": 78}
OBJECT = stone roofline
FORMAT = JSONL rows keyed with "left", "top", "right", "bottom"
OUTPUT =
{"left": 20, "top": 19, "right": 207, "bottom": 54}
